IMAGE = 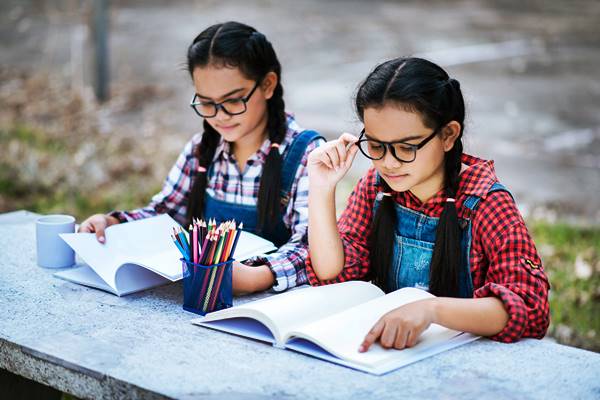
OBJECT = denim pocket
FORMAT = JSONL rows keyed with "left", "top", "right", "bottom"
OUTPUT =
{"left": 391, "top": 235, "right": 434, "bottom": 291}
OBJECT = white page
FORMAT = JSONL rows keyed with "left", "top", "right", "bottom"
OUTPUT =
{"left": 54, "top": 264, "right": 117, "bottom": 294}
{"left": 59, "top": 214, "right": 182, "bottom": 289}
{"left": 285, "top": 287, "right": 463, "bottom": 368}
{"left": 195, "top": 281, "right": 384, "bottom": 344}
{"left": 232, "top": 231, "right": 277, "bottom": 261}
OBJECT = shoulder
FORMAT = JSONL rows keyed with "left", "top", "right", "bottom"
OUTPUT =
{"left": 282, "top": 113, "right": 325, "bottom": 159}
{"left": 469, "top": 184, "right": 526, "bottom": 242}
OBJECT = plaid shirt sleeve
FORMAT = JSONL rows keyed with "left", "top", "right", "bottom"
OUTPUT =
{"left": 109, "top": 135, "right": 199, "bottom": 226}
{"left": 305, "top": 168, "right": 377, "bottom": 286}
{"left": 252, "top": 138, "right": 326, "bottom": 292}
{"left": 471, "top": 190, "right": 550, "bottom": 342}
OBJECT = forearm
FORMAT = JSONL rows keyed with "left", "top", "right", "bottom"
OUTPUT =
{"left": 308, "top": 184, "right": 345, "bottom": 280}
{"left": 431, "top": 296, "right": 509, "bottom": 337}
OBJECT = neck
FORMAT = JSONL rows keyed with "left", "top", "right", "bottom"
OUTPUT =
{"left": 410, "top": 162, "right": 469, "bottom": 203}
{"left": 410, "top": 168, "right": 445, "bottom": 204}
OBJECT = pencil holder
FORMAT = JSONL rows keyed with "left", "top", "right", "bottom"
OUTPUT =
{"left": 181, "top": 259, "right": 233, "bottom": 315}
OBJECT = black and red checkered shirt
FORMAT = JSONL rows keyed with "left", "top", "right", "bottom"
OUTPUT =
{"left": 306, "top": 154, "right": 550, "bottom": 343}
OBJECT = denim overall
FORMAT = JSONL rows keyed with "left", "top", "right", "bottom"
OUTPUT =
{"left": 204, "top": 130, "right": 323, "bottom": 248}
{"left": 374, "top": 177, "right": 508, "bottom": 297}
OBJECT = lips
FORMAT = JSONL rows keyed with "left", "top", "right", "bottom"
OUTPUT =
{"left": 383, "top": 172, "right": 409, "bottom": 180}
{"left": 216, "top": 123, "right": 239, "bottom": 131}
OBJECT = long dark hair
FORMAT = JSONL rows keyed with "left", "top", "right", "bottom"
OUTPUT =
{"left": 185, "top": 21, "right": 287, "bottom": 232}
{"left": 355, "top": 57, "right": 466, "bottom": 296}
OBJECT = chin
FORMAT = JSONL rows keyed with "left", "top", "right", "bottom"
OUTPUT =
{"left": 379, "top": 173, "right": 413, "bottom": 193}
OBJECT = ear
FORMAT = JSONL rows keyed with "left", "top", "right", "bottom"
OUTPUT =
{"left": 260, "top": 71, "right": 278, "bottom": 100}
{"left": 441, "top": 121, "right": 462, "bottom": 152}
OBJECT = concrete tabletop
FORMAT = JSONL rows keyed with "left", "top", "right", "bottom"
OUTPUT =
{"left": 1, "top": 212, "right": 599, "bottom": 400}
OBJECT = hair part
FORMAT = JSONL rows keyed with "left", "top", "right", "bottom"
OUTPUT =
{"left": 185, "top": 22, "right": 287, "bottom": 234}
{"left": 356, "top": 57, "right": 466, "bottom": 296}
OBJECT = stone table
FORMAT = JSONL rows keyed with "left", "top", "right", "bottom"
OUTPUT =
{"left": 1, "top": 211, "right": 599, "bottom": 399}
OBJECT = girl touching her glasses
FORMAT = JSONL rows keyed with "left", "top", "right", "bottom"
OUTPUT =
{"left": 80, "top": 21, "right": 324, "bottom": 294}
{"left": 305, "top": 57, "right": 549, "bottom": 351}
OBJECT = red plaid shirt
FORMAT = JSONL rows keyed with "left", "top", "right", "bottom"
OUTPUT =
{"left": 305, "top": 154, "right": 550, "bottom": 343}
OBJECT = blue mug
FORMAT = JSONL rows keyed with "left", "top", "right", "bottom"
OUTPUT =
{"left": 36, "top": 215, "right": 76, "bottom": 268}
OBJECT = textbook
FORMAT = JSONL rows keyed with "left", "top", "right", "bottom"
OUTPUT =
{"left": 191, "top": 281, "right": 479, "bottom": 375}
{"left": 54, "top": 214, "right": 277, "bottom": 296}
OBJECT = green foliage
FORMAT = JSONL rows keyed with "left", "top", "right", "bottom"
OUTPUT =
{"left": 530, "top": 221, "right": 600, "bottom": 351}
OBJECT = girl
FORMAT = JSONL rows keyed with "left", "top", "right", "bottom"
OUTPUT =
{"left": 306, "top": 57, "right": 549, "bottom": 352}
{"left": 80, "top": 21, "right": 324, "bottom": 294}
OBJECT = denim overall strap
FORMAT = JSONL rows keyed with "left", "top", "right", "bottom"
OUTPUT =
{"left": 279, "top": 130, "right": 324, "bottom": 207}
{"left": 204, "top": 130, "right": 323, "bottom": 248}
{"left": 373, "top": 173, "right": 475, "bottom": 297}
{"left": 458, "top": 181, "right": 511, "bottom": 298}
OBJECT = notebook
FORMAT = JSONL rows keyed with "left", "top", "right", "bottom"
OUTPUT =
{"left": 192, "top": 281, "right": 479, "bottom": 375}
{"left": 54, "top": 214, "right": 277, "bottom": 296}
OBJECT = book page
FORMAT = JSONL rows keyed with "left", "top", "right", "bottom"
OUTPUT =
{"left": 193, "top": 281, "right": 384, "bottom": 344}
{"left": 284, "top": 287, "right": 463, "bottom": 369}
{"left": 232, "top": 231, "right": 277, "bottom": 261}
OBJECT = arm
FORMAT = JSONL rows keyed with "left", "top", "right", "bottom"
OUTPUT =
{"left": 360, "top": 190, "right": 550, "bottom": 351}
{"left": 240, "top": 138, "right": 328, "bottom": 292}
{"left": 306, "top": 134, "right": 360, "bottom": 280}
{"left": 360, "top": 296, "right": 509, "bottom": 352}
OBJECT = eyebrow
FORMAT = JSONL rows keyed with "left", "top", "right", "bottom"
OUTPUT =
{"left": 365, "top": 133, "right": 424, "bottom": 143}
{"left": 196, "top": 87, "right": 245, "bottom": 101}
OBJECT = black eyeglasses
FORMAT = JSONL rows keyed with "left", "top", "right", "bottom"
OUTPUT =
{"left": 356, "top": 127, "right": 441, "bottom": 163}
{"left": 190, "top": 81, "right": 260, "bottom": 118}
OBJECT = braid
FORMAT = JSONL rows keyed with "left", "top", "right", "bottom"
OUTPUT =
{"left": 429, "top": 78, "right": 464, "bottom": 297}
{"left": 185, "top": 120, "right": 220, "bottom": 226}
{"left": 257, "top": 81, "right": 286, "bottom": 233}
{"left": 368, "top": 179, "right": 398, "bottom": 292}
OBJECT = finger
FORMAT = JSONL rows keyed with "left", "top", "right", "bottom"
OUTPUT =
{"left": 343, "top": 144, "right": 359, "bottom": 169}
{"left": 314, "top": 149, "right": 334, "bottom": 169}
{"left": 326, "top": 147, "right": 340, "bottom": 170}
{"left": 380, "top": 322, "right": 398, "bottom": 349}
{"left": 334, "top": 141, "right": 347, "bottom": 165}
{"left": 78, "top": 221, "right": 93, "bottom": 233}
{"left": 94, "top": 224, "right": 107, "bottom": 243}
{"left": 339, "top": 132, "right": 359, "bottom": 146}
{"left": 394, "top": 328, "right": 410, "bottom": 350}
{"left": 359, "top": 319, "right": 384, "bottom": 352}
{"left": 405, "top": 329, "right": 419, "bottom": 348}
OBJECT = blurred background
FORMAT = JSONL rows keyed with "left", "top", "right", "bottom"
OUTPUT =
{"left": 1, "top": 0, "right": 598, "bottom": 351}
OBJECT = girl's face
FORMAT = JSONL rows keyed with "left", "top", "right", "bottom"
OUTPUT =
{"left": 192, "top": 65, "right": 276, "bottom": 144}
{"left": 363, "top": 105, "right": 460, "bottom": 202}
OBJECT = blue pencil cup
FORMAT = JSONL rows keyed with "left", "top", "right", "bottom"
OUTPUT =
{"left": 181, "top": 259, "right": 233, "bottom": 315}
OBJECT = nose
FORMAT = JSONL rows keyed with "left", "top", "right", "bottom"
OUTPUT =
{"left": 382, "top": 147, "right": 402, "bottom": 169}
{"left": 215, "top": 104, "right": 232, "bottom": 120}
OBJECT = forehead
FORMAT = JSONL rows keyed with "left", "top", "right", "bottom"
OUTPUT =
{"left": 192, "top": 65, "right": 254, "bottom": 98}
{"left": 363, "top": 105, "right": 429, "bottom": 141}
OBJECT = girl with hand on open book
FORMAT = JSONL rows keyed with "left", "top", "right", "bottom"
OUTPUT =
{"left": 305, "top": 57, "right": 549, "bottom": 352}
{"left": 79, "top": 21, "right": 324, "bottom": 295}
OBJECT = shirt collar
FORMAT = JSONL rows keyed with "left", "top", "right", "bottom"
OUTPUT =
{"left": 391, "top": 153, "right": 498, "bottom": 208}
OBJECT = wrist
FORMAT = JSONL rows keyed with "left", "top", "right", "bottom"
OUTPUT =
{"left": 427, "top": 297, "right": 441, "bottom": 324}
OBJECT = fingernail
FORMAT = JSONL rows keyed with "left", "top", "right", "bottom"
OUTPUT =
{"left": 99, "top": 237, "right": 105, "bottom": 243}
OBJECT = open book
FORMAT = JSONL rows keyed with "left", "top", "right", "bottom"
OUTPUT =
{"left": 192, "top": 281, "right": 479, "bottom": 375}
{"left": 54, "top": 214, "right": 277, "bottom": 296}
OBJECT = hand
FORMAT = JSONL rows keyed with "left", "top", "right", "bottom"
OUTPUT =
{"left": 232, "top": 262, "right": 275, "bottom": 295}
{"left": 307, "top": 133, "right": 359, "bottom": 189}
{"left": 78, "top": 214, "right": 120, "bottom": 243}
{"left": 359, "top": 299, "right": 437, "bottom": 352}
